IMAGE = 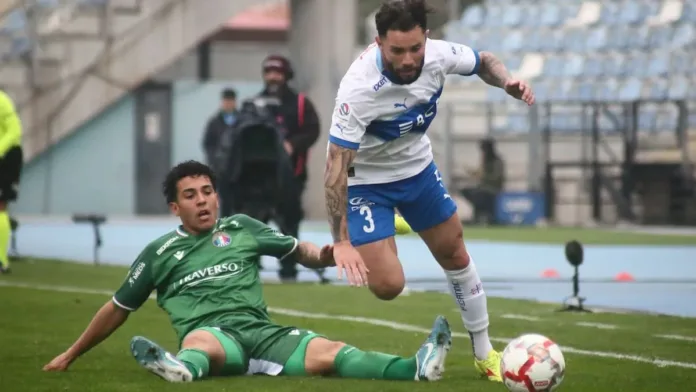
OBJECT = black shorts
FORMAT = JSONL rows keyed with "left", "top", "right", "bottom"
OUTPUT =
{"left": 0, "top": 146, "right": 23, "bottom": 202}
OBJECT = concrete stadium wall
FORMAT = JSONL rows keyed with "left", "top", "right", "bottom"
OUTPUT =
{"left": 13, "top": 80, "right": 265, "bottom": 216}
{"left": 14, "top": 96, "right": 136, "bottom": 215}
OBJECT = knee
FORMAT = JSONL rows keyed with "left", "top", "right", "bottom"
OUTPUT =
{"left": 369, "top": 276, "right": 405, "bottom": 301}
{"left": 437, "top": 229, "right": 471, "bottom": 270}
{"left": 181, "top": 330, "right": 225, "bottom": 368}
{"left": 304, "top": 338, "right": 346, "bottom": 375}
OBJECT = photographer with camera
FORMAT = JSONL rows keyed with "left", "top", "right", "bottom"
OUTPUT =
{"left": 256, "top": 55, "right": 321, "bottom": 282}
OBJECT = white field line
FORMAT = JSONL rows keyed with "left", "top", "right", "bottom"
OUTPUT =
{"left": 2, "top": 281, "right": 696, "bottom": 370}
{"left": 575, "top": 322, "right": 619, "bottom": 330}
{"left": 654, "top": 334, "right": 696, "bottom": 343}
{"left": 500, "top": 314, "right": 541, "bottom": 321}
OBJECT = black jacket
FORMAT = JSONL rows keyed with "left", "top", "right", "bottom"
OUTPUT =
{"left": 258, "top": 86, "right": 320, "bottom": 180}
{"left": 202, "top": 111, "right": 238, "bottom": 166}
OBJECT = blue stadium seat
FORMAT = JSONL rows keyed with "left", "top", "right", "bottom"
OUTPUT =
{"left": 645, "top": 78, "right": 669, "bottom": 100}
{"left": 649, "top": 25, "right": 673, "bottom": 50}
{"left": 563, "top": 55, "right": 585, "bottom": 77}
{"left": 1, "top": 10, "right": 26, "bottom": 33}
{"left": 668, "top": 76, "right": 689, "bottom": 100}
{"left": 563, "top": 28, "right": 585, "bottom": 52}
{"left": 599, "top": 2, "right": 621, "bottom": 25}
{"left": 461, "top": 4, "right": 485, "bottom": 27}
{"left": 617, "top": 1, "right": 649, "bottom": 25}
{"left": 596, "top": 78, "right": 620, "bottom": 101}
{"left": 502, "top": 4, "right": 524, "bottom": 28}
{"left": 626, "top": 25, "right": 651, "bottom": 51}
{"left": 625, "top": 52, "right": 650, "bottom": 78}
{"left": 539, "top": 4, "right": 563, "bottom": 27}
{"left": 577, "top": 80, "right": 596, "bottom": 102}
{"left": 582, "top": 54, "right": 604, "bottom": 77}
{"left": 502, "top": 30, "right": 524, "bottom": 53}
{"left": 671, "top": 23, "right": 696, "bottom": 49}
{"left": 542, "top": 55, "right": 562, "bottom": 77}
{"left": 484, "top": 6, "right": 504, "bottom": 28}
{"left": 606, "top": 25, "right": 630, "bottom": 51}
{"left": 585, "top": 26, "right": 609, "bottom": 52}
{"left": 646, "top": 53, "right": 670, "bottom": 78}
{"left": 670, "top": 51, "right": 691, "bottom": 75}
{"left": 619, "top": 78, "right": 643, "bottom": 102}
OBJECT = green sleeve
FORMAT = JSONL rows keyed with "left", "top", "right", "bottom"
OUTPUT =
{"left": 112, "top": 248, "right": 155, "bottom": 311}
{"left": 0, "top": 91, "right": 21, "bottom": 157}
{"left": 237, "top": 215, "right": 299, "bottom": 259}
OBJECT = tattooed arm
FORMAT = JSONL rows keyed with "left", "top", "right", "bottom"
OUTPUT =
{"left": 324, "top": 143, "right": 357, "bottom": 243}
{"left": 476, "top": 51, "right": 512, "bottom": 88}
{"left": 295, "top": 241, "right": 335, "bottom": 269}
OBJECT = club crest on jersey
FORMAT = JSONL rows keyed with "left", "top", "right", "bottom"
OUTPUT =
{"left": 212, "top": 232, "right": 231, "bottom": 247}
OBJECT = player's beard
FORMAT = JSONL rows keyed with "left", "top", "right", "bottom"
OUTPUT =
{"left": 385, "top": 60, "right": 423, "bottom": 85}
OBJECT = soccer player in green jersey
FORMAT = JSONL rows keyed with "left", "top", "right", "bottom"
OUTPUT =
{"left": 43, "top": 160, "right": 452, "bottom": 382}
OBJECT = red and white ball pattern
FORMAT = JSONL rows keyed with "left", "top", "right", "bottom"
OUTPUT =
{"left": 501, "top": 333, "right": 566, "bottom": 392}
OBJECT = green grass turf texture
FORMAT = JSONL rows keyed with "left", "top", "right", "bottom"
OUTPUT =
{"left": 1, "top": 259, "right": 695, "bottom": 391}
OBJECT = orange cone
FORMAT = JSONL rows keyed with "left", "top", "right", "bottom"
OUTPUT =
{"left": 541, "top": 269, "right": 560, "bottom": 278}
{"left": 614, "top": 272, "right": 635, "bottom": 282}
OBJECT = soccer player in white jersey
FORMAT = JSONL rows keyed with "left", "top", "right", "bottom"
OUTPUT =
{"left": 323, "top": 0, "right": 535, "bottom": 383}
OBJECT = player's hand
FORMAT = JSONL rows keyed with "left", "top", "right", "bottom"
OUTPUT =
{"left": 43, "top": 351, "right": 75, "bottom": 372}
{"left": 333, "top": 241, "right": 369, "bottom": 287}
{"left": 504, "top": 80, "right": 535, "bottom": 106}
{"left": 318, "top": 244, "right": 335, "bottom": 266}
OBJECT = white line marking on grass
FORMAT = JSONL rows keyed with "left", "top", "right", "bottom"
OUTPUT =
{"left": 575, "top": 322, "right": 618, "bottom": 330}
{"left": 500, "top": 314, "right": 541, "bottom": 321}
{"left": 654, "top": 334, "right": 696, "bottom": 342}
{"left": 2, "top": 281, "right": 696, "bottom": 370}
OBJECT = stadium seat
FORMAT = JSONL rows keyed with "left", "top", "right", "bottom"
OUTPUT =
{"left": 646, "top": 53, "right": 670, "bottom": 78}
{"left": 539, "top": 4, "right": 563, "bottom": 27}
{"left": 460, "top": 4, "right": 485, "bottom": 28}
{"left": 667, "top": 76, "right": 689, "bottom": 100}
{"left": 670, "top": 23, "right": 696, "bottom": 48}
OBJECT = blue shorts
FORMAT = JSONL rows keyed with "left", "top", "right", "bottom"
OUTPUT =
{"left": 347, "top": 161, "right": 457, "bottom": 246}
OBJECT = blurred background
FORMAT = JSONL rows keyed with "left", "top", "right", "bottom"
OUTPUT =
{"left": 1, "top": 0, "right": 695, "bottom": 314}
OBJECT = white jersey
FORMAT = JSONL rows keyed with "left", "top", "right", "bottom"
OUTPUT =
{"left": 329, "top": 38, "right": 480, "bottom": 186}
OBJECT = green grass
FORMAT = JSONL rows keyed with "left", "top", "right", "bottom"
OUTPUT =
{"left": 301, "top": 222, "right": 696, "bottom": 245}
{"left": 455, "top": 226, "right": 696, "bottom": 245}
{"left": 2, "top": 259, "right": 696, "bottom": 392}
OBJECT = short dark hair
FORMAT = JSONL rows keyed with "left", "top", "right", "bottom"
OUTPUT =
{"left": 375, "top": 0, "right": 432, "bottom": 38}
{"left": 162, "top": 160, "right": 217, "bottom": 203}
{"left": 221, "top": 88, "right": 236, "bottom": 100}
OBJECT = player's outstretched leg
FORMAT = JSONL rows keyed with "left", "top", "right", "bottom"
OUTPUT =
{"left": 414, "top": 315, "right": 452, "bottom": 381}
{"left": 130, "top": 336, "right": 193, "bottom": 382}
{"left": 297, "top": 316, "right": 450, "bottom": 381}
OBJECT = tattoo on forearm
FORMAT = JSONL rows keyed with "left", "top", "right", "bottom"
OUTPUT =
{"left": 477, "top": 51, "right": 511, "bottom": 88}
{"left": 324, "top": 144, "right": 356, "bottom": 243}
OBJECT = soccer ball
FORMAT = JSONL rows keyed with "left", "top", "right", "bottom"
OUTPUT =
{"left": 500, "top": 333, "right": 565, "bottom": 392}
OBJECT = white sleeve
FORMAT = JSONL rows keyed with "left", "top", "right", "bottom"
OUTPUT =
{"left": 433, "top": 39, "right": 481, "bottom": 76}
{"left": 328, "top": 75, "right": 373, "bottom": 150}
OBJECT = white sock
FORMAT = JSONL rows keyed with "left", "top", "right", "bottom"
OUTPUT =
{"left": 444, "top": 258, "right": 493, "bottom": 360}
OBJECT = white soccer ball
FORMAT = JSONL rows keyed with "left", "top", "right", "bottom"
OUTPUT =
{"left": 500, "top": 333, "right": 565, "bottom": 392}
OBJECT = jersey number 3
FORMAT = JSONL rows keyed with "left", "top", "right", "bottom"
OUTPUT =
{"left": 360, "top": 205, "right": 375, "bottom": 233}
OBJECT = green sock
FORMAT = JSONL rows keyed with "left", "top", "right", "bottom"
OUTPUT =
{"left": 333, "top": 345, "right": 417, "bottom": 381}
{"left": 0, "top": 211, "right": 9, "bottom": 269}
{"left": 177, "top": 348, "right": 210, "bottom": 380}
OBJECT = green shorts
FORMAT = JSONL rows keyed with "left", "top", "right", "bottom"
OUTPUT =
{"left": 193, "top": 318, "right": 325, "bottom": 377}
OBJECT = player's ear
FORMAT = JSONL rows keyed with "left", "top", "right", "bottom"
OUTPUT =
{"left": 169, "top": 202, "right": 180, "bottom": 217}
{"left": 375, "top": 36, "right": 382, "bottom": 47}
{"left": 425, "top": 29, "right": 430, "bottom": 38}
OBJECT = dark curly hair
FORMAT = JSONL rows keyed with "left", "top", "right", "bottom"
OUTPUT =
{"left": 162, "top": 160, "right": 217, "bottom": 203}
{"left": 375, "top": 0, "right": 433, "bottom": 38}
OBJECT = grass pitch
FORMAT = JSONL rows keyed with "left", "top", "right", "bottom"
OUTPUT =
{"left": 1, "top": 259, "right": 696, "bottom": 392}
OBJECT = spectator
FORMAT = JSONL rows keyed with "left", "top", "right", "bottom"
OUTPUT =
{"left": 0, "top": 90, "right": 22, "bottom": 274}
{"left": 202, "top": 88, "right": 238, "bottom": 166}
{"left": 256, "top": 55, "right": 321, "bottom": 282}
{"left": 460, "top": 138, "right": 506, "bottom": 225}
